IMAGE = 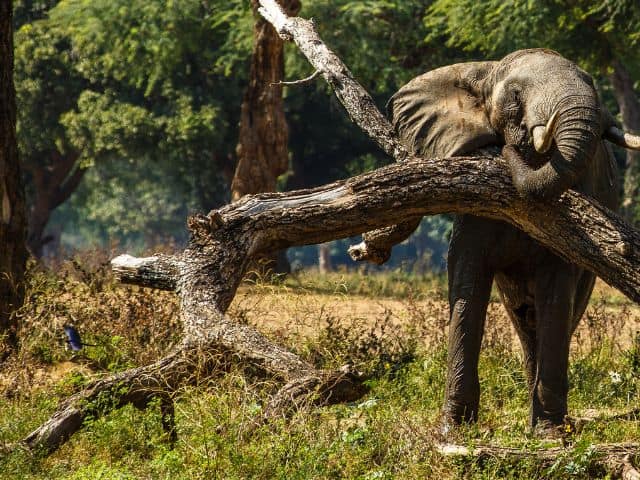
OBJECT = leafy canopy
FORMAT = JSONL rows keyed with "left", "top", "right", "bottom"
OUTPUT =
{"left": 426, "top": 0, "right": 640, "bottom": 75}
{"left": 15, "top": 0, "right": 254, "bottom": 247}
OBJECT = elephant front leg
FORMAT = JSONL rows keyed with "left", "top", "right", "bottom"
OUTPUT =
{"left": 531, "top": 260, "right": 577, "bottom": 433}
{"left": 443, "top": 219, "right": 494, "bottom": 431}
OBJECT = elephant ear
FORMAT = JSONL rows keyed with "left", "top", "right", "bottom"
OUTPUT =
{"left": 387, "top": 61, "right": 499, "bottom": 157}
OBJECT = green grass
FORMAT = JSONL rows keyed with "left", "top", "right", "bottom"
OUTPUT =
{"left": 0, "top": 261, "right": 638, "bottom": 479}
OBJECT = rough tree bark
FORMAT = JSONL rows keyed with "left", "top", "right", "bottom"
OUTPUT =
{"left": 231, "top": 0, "right": 301, "bottom": 201}
{"left": 232, "top": 0, "right": 301, "bottom": 274}
{"left": 20, "top": 2, "right": 640, "bottom": 475}
{"left": 0, "top": 0, "right": 28, "bottom": 356}
{"left": 435, "top": 443, "right": 640, "bottom": 479}
{"left": 610, "top": 59, "right": 640, "bottom": 223}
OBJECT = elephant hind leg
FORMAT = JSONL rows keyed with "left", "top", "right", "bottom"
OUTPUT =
{"left": 570, "top": 270, "right": 596, "bottom": 334}
{"left": 505, "top": 303, "right": 537, "bottom": 390}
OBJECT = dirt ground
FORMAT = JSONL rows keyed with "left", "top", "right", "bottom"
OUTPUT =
{"left": 4, "top": 277, "right": 638, "bottom": 395}
{"left": 229, "top": 278, "right": 640, "bottom": 353}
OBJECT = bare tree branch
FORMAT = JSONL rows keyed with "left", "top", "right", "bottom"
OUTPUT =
{"left": 272, "top": 69, "right": 320, "bottom": 86}
{"left": 21, "top": 2, "right": 640, "bottom": 465}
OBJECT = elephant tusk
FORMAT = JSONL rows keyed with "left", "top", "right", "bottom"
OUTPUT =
{"left": 604, "top": 126, "right": 640, "bottom": 151}
{"left": 532, "top": 111, "right": 559, "bottom": 153}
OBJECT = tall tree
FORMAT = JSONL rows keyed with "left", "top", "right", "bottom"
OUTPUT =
{"left": 231, "top": 0, "right": 301, "bottom": 201}
{"left": 610, "top": 58, "right": 640, "bottom": 219}
{"left": 14, "top": 0, "right": 252, "bottom": 252}
{"left": 231, "top": 0, "right": 301, "bottom": 273}
{"left": 0, "top": 0, "right": 28, "bottom": 355}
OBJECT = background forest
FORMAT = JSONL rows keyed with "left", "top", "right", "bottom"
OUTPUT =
{"left": 13, "top": 0, "right": 640, "bottom": 271}
{"left": 4, "top": 2, "right": 640, "bottom": 479}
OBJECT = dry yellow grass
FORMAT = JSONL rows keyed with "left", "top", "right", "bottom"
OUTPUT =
{"left": 230, "top": 277, "right": 640, "bottom": 354}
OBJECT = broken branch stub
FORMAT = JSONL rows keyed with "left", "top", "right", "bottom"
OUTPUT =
{"left": 23, "top": 0, "right": 640, "bottom": 463}
{"left": 255, "top": 0, "right": 640, "bottom": 299}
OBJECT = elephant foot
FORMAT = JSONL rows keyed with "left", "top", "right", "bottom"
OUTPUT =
{"left": 532, "top": 415, "right": 576, "bottom": 442}
{"left": 437, "top": 405, "right": 479, "bottom": 441}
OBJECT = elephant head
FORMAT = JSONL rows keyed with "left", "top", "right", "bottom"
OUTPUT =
{"left": 388, "top": 48, "right": 640, "bottom": 201}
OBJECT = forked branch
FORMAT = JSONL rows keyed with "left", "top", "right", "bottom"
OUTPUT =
{"left": 22, "top": 1, "right": 640, "bottom": 467}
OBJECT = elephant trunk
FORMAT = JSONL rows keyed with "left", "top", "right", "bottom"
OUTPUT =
{"left": 551, "top": 96, "right": 601, "bottom": 188}
{"left": 512, "top": 94, "right": 601, "bottom": 200}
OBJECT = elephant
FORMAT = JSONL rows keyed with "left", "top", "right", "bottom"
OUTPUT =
{"left": 386, "top": 48, "right": 640, "bottom": 435}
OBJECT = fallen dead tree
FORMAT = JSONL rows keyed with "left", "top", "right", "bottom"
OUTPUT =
{"left": 435, "top": 443, "right": 640, "bottom": 480}
{"left": 21, "top": 0, "right": 640, "bottom": 475}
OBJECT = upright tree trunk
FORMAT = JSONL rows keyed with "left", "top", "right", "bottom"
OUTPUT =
{"left": 0, "top": 0, "right": 28, "bottom": 356}
{"left": 318, "top": 243, "right": 333, "bottom": 273}
{"left": 232, "top": 0, "right": 301, "bottom": 274}
{"left": 609, "top": 59, "right": 640, "bottom": 222}
{"left": 24, "top": 150, "right": 84, "bottom": 257}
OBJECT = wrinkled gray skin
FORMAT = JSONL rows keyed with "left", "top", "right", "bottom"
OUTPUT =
{"left": 388, "top": 49, "right": 620, "bottom": 433}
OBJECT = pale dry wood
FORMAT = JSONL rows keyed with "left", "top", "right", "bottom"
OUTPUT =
{"left": 22, "top": 1, "right": 640, "bottom": 463}
{"left": 257, "top": 0, "right": 418, "bottom": 264}
{"left": 435, "top": 443, "right": 640, "bottom": 479}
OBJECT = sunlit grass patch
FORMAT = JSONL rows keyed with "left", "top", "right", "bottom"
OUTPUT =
{"left": 0, "top": 262, "right": 639, "bottom": 479}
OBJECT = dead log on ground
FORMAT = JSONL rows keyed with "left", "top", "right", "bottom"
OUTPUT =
{"left": 21, "top": 0, "right": 640, "bottom": 461}
{"left": 436, "top": 443, "right": 640, "bottom": 479}
{"left": 22, "top": 153, "right": 640, "bottom": 454}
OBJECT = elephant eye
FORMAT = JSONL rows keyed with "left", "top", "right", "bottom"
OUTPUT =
{"left": 504, "top": 87, "right": 523, "bottom": 117}
{"left": 504, "top": 101, "right": 523, "bottom": 120}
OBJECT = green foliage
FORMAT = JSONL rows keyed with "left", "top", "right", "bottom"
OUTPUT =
{"left": 48, "top": 0, "right": 248, "bottom": 176}
{"left": 61, "top": 91, "right": 160, "bottom": 164}
{"left": 12, "top": 0, "right": 61, "bottom": 29}
{"left": 48, "top": 0, "right": 250, "bottom": 95}
{"left": 1, "top": 269, "right": 640, "bottom": 478}
{"left": 14, "top": 20, "right": 84, "bottom": 160}
{"left": 299, "top": 1, "right": 449, "bottom": 93}
{"left": 15, "top": 0, "right": 253, "bottom": 248}
{"left": 426, "top": 0, "right": 640, "bottom": 73}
